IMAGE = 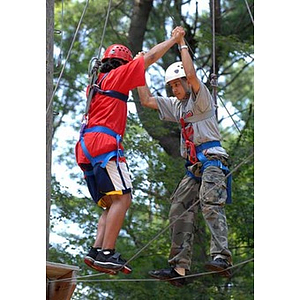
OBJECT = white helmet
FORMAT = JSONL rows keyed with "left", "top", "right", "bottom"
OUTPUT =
{"left": 165, "top": 61, "right": 186, "bottom": 84}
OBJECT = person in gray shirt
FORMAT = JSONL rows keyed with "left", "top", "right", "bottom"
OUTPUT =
{"left": 137, "top": 26, "right": 233, "bottom": 287}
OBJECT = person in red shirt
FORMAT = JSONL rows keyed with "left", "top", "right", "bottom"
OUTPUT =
{"left": 75, "top": 28, "right": 184, "bottom": 275}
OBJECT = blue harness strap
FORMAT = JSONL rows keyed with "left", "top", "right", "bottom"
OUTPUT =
{"left": 80, "top": 126, "right": 124, "bottom": 168}
{"left": 92, "top": 72, "right": 128, "bottom": 103}
{"left": 92, "top": 85, "right": 128, "bottom": 102}
{"left": 186, "top": 140, "right": 232, "bottom": 204}
{"left": 196, "top": 140, "right": 221, "bottom": 152}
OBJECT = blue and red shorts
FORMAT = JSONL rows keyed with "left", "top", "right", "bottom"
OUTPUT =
{"left": 80, "top": 161, "right": 132, "bottom": 208}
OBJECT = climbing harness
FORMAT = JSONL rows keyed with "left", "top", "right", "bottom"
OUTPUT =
{"left": 180, "top": 117, "right": 232, "bottom": 204}
{"left": 80, "top": 126, "right": 123, "bottom": 168}
{"left": 79, "top": 72, "right": 129, "bottom": 168}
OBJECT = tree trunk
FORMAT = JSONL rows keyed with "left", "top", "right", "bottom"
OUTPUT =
{"left": 46, "top": 0, "right": 54, "bottom": 260}
{"left": 128, "top": 0, "right": 181, "bottom": 158}
{"left": 128, "top": 0, "right": 154, "bottom": 54}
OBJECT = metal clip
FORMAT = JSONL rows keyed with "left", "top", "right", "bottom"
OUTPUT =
{"left": 210, "top": 73, "right": 218, "bottom": 87}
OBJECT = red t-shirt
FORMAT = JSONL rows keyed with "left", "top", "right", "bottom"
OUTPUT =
{"left": 75, "top": 57, "right": 145, "bottom": 166}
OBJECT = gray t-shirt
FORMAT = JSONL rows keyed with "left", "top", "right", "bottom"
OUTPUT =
{"left": 155, "top": 81, "right": 228, "bottom": 159}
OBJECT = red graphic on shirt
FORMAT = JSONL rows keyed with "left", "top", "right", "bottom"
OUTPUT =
{"left": 183, "top": 110, "right": 193, "bottom": 119}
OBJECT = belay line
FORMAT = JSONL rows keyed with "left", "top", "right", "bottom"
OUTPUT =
{"left": 49, "top": 152, "right": 254, "bottom": 284}
{"left": 84, "top": 0, "right": 113, "bottom": 118}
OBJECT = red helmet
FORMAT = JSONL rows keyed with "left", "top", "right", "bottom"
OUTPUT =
{"left": 101, "top": 44, "right": 133, "bottom": 63}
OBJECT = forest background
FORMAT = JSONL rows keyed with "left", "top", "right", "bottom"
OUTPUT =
{"left": 48, "top": 0, "right": 254, "bottom": 299}
{"left": 2, "top": 0, "right": 300, "bottom": 299}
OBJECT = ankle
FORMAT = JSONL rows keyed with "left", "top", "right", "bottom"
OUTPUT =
{"left": 102, "top": 249, "right": 115, "bottom": 255}
{"left": 92, "top": 246, "right": 102, "bottom": 250}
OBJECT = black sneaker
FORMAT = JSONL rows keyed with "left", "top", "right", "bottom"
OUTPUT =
{"left": 149, "top": 267, "right": 187, "bottom": 287}
{"left": 84, "top": 247, "right": 117, "bottom": 275}
{"left": 204, "top": 258, "right": 232, "bottom": 278}
{"left": 94, "top": 250, "right": 132, "bottom": 274}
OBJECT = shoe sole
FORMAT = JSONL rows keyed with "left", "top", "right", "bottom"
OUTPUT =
{"left": 204, "top": 264, "right": 231, "bottom": 278}
{"left": 149, "top": 272, "right": 185, "bottom": 287}
{"left": 84, "top": 257, "right": 118, "bottom": 275}
{"left": 149, "top": 273, "right": 171, "bottom": 280}
{"left": 94, "top": 261, "right": 132, "bottom": 274}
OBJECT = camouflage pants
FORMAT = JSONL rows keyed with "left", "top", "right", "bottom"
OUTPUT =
{"left": 168, "top": 166, "right": 232, "bottom": 271}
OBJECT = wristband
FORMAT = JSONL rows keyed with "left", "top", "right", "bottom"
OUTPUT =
{"left": 178, "top": 45, "right": 188, "bottom": 51}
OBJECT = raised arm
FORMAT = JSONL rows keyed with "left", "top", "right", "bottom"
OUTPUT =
{"left": 143, "top": 26, "right": 184, "bottom": 69}
{"left": 172, "top": 27, "right": 201, "bottom": 94}
{"left": 137, "top": 84, "right": 158, "bottom": 110}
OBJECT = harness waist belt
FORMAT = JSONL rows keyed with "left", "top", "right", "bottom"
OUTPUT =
{"left": 80, "top": 126, "right": 123, "bottom": 168}
{"left": 186, "top": 140, "right": 232, "bottom": 204}
{"left": 196, "top": 140, "right": 221, "bottom": 152}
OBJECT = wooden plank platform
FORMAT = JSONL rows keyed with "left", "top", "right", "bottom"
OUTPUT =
{"left": 46, "top": 261, "right": 80, "bottom": 300}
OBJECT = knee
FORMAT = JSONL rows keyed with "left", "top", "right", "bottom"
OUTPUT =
{"left": 123, "top": 193, "right": 132, "bottom": 209}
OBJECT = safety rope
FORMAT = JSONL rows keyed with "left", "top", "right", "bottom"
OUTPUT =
{"left": 46, "top": 0, "right": 90, "bottom": 117}
{"left": 165, "top": 4, "right": 242, "bottom": 132}
{"left": 211, "top": 0, "right": 218, "bottom": 120}
{"left": 217, "top": 94, "right": 241, "bottom": 133}
{"left": 83, "top": 0, "right": 113, "bottom": 120}
{"left": 244, "top": 0, "right": 254, "bottom": 25}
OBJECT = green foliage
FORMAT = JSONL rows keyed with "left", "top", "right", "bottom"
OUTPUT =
{"left": 49, "top": 0, "right": 254, "bottom": 298}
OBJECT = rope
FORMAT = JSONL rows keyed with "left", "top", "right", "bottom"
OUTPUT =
{"left": 48, "top": 152, "right": 253, "bottom": 285}
{"left": 97, "top": 0, "right": 112, "bottom": 60}
{"left": 217, "top": 94, "right": 241, "bottom": 133}
{"left": 47, "top": 0, "right": 254, "bottom": 287}
{"left": 84, "top": 0, "right": 113, "bottom": 117}
{"left": 122, "top": 151, "right": 253, "bottom": 268}
{"left": 163, "top": 5, "right": 248, "bottom": 134}
{"left": 49, "top": 257, "right": 254, "bottom": 284}
{"left": 46, "top": 0, "right": 90, "bottom": 117}
{"left": 244, "top": 0, "right": 254, "bottom": 25}
{"left": 211, "top": 0, "right": 216, "bottom": 76}
{"left": 211, "top": 0, "right": 218, "bottom": 120}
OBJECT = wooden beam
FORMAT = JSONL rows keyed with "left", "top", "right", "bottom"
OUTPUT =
{"left": 47, "top": 261, "right": 80, "bottom": 300}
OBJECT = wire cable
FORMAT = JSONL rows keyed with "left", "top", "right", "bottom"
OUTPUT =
{"left": 46, "top": 0, "right": 90, "bottom": 117}
{"left": 49, "top": 257, "right": 254, "bottom": 284}
{"left": 244, "top": 0, "right": 254, "bottom": 25}
{"left": 48, "top": 152, "right": 253, "bottom": 285}
{"left": 84, "top": 0, "right": 113, "bottom": 116}
{"left": 122, "top": 151, "right": 253, "bottom": 268}
{"left": 218, "top": 94, "right": 241, "bottom": 133}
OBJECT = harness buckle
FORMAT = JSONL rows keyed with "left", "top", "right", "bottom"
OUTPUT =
{"left": 80, "top": 114, "right": 88, "bottom": 138}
